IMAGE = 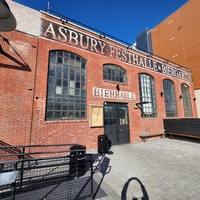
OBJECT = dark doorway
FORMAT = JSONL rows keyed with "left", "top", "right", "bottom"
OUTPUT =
{"left": 104, "top": 102, "right": 130, "bottom": 145}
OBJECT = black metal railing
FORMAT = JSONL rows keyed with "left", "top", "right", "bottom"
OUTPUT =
{"left": 0, "top": 142, "right": 81, "bottom": 161}
{"left": 0, "top": 154, "right": 93, "bottom": 199}
{"left": 0, "top": 143, "right": 94, "bottom": 199}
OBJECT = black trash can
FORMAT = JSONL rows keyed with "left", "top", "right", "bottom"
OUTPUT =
{"left": 69, "top": 145, "right": 86, "bottom": 178}
{"left": 98, "top": 134, "right": 108, "bottom": 154}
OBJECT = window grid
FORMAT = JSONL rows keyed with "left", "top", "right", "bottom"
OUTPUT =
{"left": 139, "top": 73, "right": 157, "bottom": 118}
{"left": 46, "top": 51, "right": 86, "bottom": 120}
{"left": 163, "top": 79, "right": 178, "bottom": 117}
{"left": 103, "top": 64, "right": 127, "bottom": 83}
{"left": 181, "top": 83, "right": 193, "bottom": 117}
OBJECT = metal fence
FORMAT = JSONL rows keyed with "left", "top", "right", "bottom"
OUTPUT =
{"left": 0, "top": 144, "right": 94, "bottom": 200}
{"left": 164, "top": 118, "right": 200, "bottom": 137}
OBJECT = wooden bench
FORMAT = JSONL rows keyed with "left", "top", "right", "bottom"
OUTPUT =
{"left": 166, "top": 132, "right": 200, "bottom": 139}
{"left": 140, "top": 133, "right": 164, "bottom": 142}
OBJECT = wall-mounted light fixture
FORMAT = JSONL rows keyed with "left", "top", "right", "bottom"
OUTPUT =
{"left": 179, "top": 95, "right": 182, "bottom": 99}
{"left": 61, "top": 18, "right": 67, "bottom": 24}
{"left": 193, "top": 97, "right": 196, "bottom": 101}
{"left": 147, "top": 53, "right": 153, "bottom": 57}
{"left": 160, "top": 92, "right": 163, "bottom": 97}
{"left": 136, "top": 101, "right": 149, "bottom": 106}
{"left": 127, "top": 46, "right": 132, "bottom": 49}
{"left": 99, "top": 34, "right": 105, "bottom": 39}
{"left": 135, "top": 101, "right": 149, "bottom": 110}
{"left": 116, "top": 84, "right": 120, "bottom": 91}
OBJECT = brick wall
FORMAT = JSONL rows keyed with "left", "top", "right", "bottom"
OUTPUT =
{"left": 0, "top": 31, "right": 38, "bottom": 146}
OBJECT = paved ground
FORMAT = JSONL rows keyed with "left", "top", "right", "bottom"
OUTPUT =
{"left": 90, "top": 137, "right": 200, "bottom": 200}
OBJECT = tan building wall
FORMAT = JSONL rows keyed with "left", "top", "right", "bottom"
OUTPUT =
{"left": 151, "top": 0, "right": 200, "bottom": 116}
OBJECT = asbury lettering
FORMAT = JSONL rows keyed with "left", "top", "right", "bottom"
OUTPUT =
{"left": 41, "top": 18, "right": 192, "bottom": 82}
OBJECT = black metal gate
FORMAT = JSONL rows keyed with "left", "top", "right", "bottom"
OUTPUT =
{"left": 104, "top": 102, "right": 130, "bottom": 145}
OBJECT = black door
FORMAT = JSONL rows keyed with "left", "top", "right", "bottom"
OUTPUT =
{"left": 104, "top": 102, "right": 130, "bottom": 145}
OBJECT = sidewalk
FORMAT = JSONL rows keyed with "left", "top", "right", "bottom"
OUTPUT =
{"left": 90, "top": 138, "right": 200, "bottom": 200}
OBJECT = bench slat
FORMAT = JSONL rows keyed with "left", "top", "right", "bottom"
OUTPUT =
{"left": 166, "top": 132, "right": 200, "bottom": 139}
{"left": 140, "top": 133, "right": 164, "bottom": 142}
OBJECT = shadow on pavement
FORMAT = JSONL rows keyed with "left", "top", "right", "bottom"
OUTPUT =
{"left": 92, "top": 151, "right": 112, "bottom": 199}
{"left": 121, "top": 177, "right": 149, "bottom": 200}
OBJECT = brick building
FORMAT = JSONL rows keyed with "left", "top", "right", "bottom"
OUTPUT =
{"left": 0, "top": 1, "right": 197, "bottom": 150}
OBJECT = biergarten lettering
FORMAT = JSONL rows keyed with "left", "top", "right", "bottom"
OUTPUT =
{"left": 41, "top": 18, "right": 192, "bottom": 82}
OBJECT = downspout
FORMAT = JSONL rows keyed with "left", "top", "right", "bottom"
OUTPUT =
{"left": 29, "top": 37, "right": 40, "bottom": 146}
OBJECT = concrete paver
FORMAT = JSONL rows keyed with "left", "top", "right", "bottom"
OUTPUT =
{"left": 90, "top": 138, "right": 200, "bottom": 200}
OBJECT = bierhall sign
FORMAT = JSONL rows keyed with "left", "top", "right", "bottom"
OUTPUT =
{"left": 93, "top": 87, "right": 136, "bottom": 101}
{"left": 41, "top": 17, "right": 192, "bottom": 82}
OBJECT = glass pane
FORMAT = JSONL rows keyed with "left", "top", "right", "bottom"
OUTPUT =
{"left": 62, "top": 111, "right": 68, "bottom": 118}
{"left": 63, "top": 80, "right": 68, "bottom": 87}
{"left": 47, "top": 103, "right": 54, "bottom": 110}
{"left": 57, "top": 57, "right": 62, "bottom": 63}
{"left": 56, "top": 79, "right": 61, "bottom": 86}
{"left": 50, "top": 53, "right": 56, "bottom": 62}
{"left": 49, "top": 78, "right": 55, "bottom": 85}
{"left": 50, "top": 63, "right": 56, "bottom": 70}
{"left": 62, "top": 95, "right": 68, "bottom": 102}
{"left": 46, "top": 111, "right": 53, "bottom": 119}
{"left": 55, "top": 112, "right": 60, "bottom": 119}
{"left": 70, "top": 81, "right": 75, "bottom": 88}
{"left": 55, "top": 103, "right": 61, "bottom": 110}
{"left": 56, "top": 86, "right": 62, "bottom": 94}
{"left": 57, "top": 64, "right": 62, "bottom": 71}
{"left": 49, "top": 70, "right": 55, "bottom": 77}
{"left": 63, "top": 66, "right": 68, "bottom": 72}
{"left": 63, "top": 88, "right": 68, "bottom": 94}
{"left": 48, "top": 86, "right": 55, "bottom": 94}
{"left": 57, "top": 71, "right": 62, "bottom": 78}
{"left": 69, "top": 89, "right": 75, "bottom": 95}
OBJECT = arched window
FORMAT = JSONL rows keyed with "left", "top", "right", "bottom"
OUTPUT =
{"left": 46, "top": 51, "right": 87, "bottom": 120}
{"left": 163, "top": 79, "right": 177, "bottom": 117}
{"left": 138, "top": 73, "right": 157, "bottom": 117}
{"left": 181, "top": 83, "right": 193, "bottom": 117}
{"left": 103, "top": 64, "right": 127, "bottom": 83}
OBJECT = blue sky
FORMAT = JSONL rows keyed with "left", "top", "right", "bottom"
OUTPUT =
{"left": 14, "top": 0, "right": 188, "bottom": 44}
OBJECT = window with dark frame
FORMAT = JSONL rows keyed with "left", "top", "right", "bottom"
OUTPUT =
{"left": 181, "top": 83, "right": 193, "bottom": 117}
{"left": 138, "top": 73, "right": 157, "bottom": 118}
{"left": 103, "top": 64, "right": 127, "bottom": 83}
{"left": 46, "top": 51, "right": 87, "bottom": 120}
{"left": 163, "top": 79, "right": 178, "bottom": 117}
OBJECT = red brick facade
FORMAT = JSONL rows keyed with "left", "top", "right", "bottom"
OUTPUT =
{"left": 0, "top": 9, "right": 197, "bottom": 150}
